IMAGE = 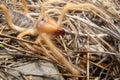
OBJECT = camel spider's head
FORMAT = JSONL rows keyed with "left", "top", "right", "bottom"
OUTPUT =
{"left": 36, "top": 17, "right": 65, "bottom": 36}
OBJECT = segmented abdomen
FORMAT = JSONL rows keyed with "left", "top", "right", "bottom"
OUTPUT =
{"left": 10, "top": 11, "right": 34, "bottom": 28}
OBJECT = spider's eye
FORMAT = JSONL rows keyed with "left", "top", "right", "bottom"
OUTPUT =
{"left": 41, "top": 17, "right": 47, "bottom": 22}
{"left": 39, "top": 17, "right": 47, "bottom": 26}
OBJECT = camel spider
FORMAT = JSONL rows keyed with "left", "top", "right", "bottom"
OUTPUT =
{"left": 0, "top": 0, "right": 110, "bottom": 75}
{"left": 0, "top": 0, "right": 80, "bottom": 75}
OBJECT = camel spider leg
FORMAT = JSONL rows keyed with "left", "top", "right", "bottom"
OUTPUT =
{"left": 21, "top": 0, "right": 34, "bottom": 20}
{"left": 11, "top": 0, "right": 16, "bottom": 9}
{"left": 33, "top": 36, "right": 58, "bottom": 62}
{"left": 17, "top": 29, "right": 37, "bottom": 52}
{"left": 0, "top": 4, "right": 27, "bottom": 32}
{"left": 18, "top": 30, "right": 57, "bottom": 61}
{"left": 40, "top": 33, "right": 80, "bottom": 75}
{"left": 21, "top": 0, "right": 28, "bottom": 14}
{"left": 57, "top": 3, "right": 110, "bottom": 25}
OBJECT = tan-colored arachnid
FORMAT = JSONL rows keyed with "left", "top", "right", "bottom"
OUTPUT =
{"left": 0, "top": 0, "right": 110, "bottom": 75}
{"left": 0, "top": 0, "right": 65, "bottom": 51}
{"left": 0, "top": 0, "right": 79, "bottom": 75}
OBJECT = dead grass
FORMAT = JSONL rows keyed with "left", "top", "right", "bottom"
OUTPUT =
{"left": 0, "top": 0, "right": 119, "bottom": 80}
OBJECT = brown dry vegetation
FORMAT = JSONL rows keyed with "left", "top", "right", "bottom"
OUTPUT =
{"left": 0, "top": 0, "right": 120, "bottom": 80}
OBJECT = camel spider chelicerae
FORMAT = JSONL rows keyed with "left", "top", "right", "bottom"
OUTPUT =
{"left": 0, "top": 0, "right": 110, "bottom": 75}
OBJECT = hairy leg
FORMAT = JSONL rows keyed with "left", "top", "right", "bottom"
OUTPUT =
{"left": 17, "top": 29, "right": 37, "bottom": 52}
{"left": 21, "top": 0, "right": 34, "bottom": 20}
{"left": 11, "top": 0, "right": 16, "bottom": 9}
{"left": 33, "top": 36, "right": 57, "bottom": 61}
{"left": 0, "top": 4, "right": 27, "bottom": 32}
{"left": 17, "top": 30, "right": 57, "bottom": 61}
{"left": 41, "top": 33, "right": 80, "bottom": 75}
{"left": 21, "top": 0, "right": 28, "bottom": 14}
{"left": 57, "top": 3, "right": 110, "bottom": 25}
